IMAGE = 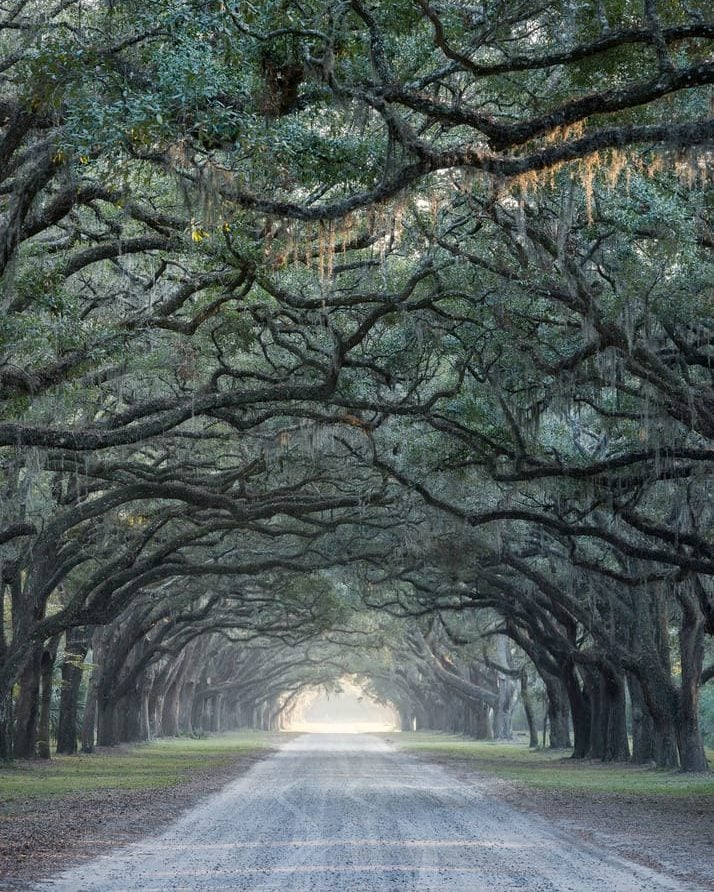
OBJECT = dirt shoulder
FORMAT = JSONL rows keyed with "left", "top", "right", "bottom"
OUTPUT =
{"left": 421, "top": 754, "right": 714, "bottom": 892}
{"left": 0, "top": 743, "right": 274, "bottom": 890}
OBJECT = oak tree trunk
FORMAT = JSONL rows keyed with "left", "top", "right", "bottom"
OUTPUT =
{"left": 36, "top": 637, "right": 59, "bottom": 759}
{"left": 602, "top": 667, "right": 629, "bottom": 763}
{"left": 676, "top": 598, "right": 709, "bottom": 772}
{"left": 520, "top": 672, "right": 540, "bottom": 748}
{"left": 13, "top": 645, "right": 42, "bottom": 758}
{"left": 544, "top": 674, "right": 571, "bottom": 748}
{"left": 565, "top": 666, "right": 590, "bottom": 759}
{"left": 628, "top": 674, "right": 656, "bottom": 764}
{"left": 56, "top": 628, "right": 91, "bottom": 755}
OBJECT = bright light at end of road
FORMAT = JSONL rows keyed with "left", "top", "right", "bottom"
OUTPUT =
{"left": 282, "top": 679, "right": 399, "bottom": 733}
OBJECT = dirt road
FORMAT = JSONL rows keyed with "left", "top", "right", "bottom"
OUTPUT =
{"left": 34, "top": 734, "right": 699, "bottom": 891}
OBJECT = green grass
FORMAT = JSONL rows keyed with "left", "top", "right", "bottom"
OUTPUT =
{"left": 388, "top": 731, "right": 714, "bottom": 797}
{"left": 0, "top": 731, "right": 279, "bottom": 801}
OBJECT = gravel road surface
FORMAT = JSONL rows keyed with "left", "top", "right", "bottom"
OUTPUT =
{"left": 34, "top": 734, "right": 698, "bottom": 891}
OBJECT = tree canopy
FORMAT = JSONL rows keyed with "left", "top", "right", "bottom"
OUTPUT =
{"left": 1, "top": 0, "right": 713, "bottom": 771}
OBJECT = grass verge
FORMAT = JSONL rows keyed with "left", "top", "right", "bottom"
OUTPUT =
{"left": 0, "top": 731, "right": 283, "bottom": 888}
{"left": 388, "top": 731, "right": 714, "bottom": 796}
{"left": 0, "top": 730, "right": 281, "bottom": 800}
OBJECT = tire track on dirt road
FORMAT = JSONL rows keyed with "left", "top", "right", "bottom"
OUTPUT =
{"left": 33, "top": 734, "right": 700, "bottom": 891}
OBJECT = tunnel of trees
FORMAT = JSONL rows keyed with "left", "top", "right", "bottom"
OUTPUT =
{"left": 1, "top": 0, "right": 713, "bottom": 772}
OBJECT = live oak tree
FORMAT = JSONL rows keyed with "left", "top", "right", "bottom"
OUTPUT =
{"left": 358, "top": 165, "right": 714, "bottom": 769}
